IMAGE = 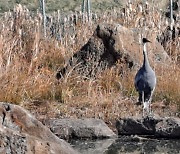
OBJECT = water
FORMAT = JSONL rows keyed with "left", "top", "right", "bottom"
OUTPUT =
{"left": 70, "top": 136, "right": 180, "bottom": 154}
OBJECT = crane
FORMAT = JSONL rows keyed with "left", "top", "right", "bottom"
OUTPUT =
{"left": 135, "top": 38, "right": 156, "bottom": 117}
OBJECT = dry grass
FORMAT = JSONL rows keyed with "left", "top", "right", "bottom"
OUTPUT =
{"left": 155, "top": 63, "right": 180, "bottom": 107}
{"left": 0, "top": 3, "right": 179, "bottom": 127}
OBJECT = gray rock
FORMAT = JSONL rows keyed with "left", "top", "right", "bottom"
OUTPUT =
{"left": 0, "top": 127, "right": 27, "bottom": 154}
{"left": 45, "top": 118, "right": 117, "bottom": 140}
{"left": 155, "top": 117, "right": 180, "bottom": 138}
{"left": 116, "top": 117, "right": 160, "bottom": 135}
{"left": 116, "top": 117, "right": 180, "bottom": 139}
{"left": 0, "top": 102, "right": 78, "bottom": 154}
{"left": 0, "top": 127, "right": 77, "bottom": 154}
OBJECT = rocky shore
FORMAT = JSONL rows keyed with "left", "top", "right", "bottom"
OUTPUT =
{"left": 0, "top": 102, "right": 179, "bottom": 153}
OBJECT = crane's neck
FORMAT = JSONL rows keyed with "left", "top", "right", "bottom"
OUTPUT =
{"left": 143, "top": 43, "right": 150, "bottom": 69}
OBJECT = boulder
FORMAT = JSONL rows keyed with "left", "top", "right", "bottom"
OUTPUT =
{"left": 116, "top": 117, "right": 180, "bottom": 139}
{"left": 0, "top": 102, "right": 78, "bottom": 154}
{"left": 116, "top": 117, "right": 160, "bottom": 135}
{"left": 155, "top": 117, "right": 180, "bottom": 138}
{"left": 0, "top": 127, "right": 76, "bottom": 154}
{"left": 57, "top": 23, "right": 168, "bottom": 79}
{"left": 45, "top": 118, "right": 117, "bottom": 140}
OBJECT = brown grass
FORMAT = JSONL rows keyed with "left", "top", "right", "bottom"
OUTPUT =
{"left": 0, "top": 3, "right": 179, "bottom": 127}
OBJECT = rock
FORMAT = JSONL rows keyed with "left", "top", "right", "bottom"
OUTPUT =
{"left": 116, "top": 117, "right": 161, "bottom": 135}
{"left": 45, "top": 118, "right": 117, "bottom": 140}
{"left": 0, "top": 127, "right": 75, "bottom": 154}
{"left": 57, "top": 23, "right": 168, "bottom": 79}
{"left": 155, "top": 117, "right": 180, "bottom": 138}
{"left": 0, "top": 102, "right": 78, "bottom": 154}
{"left": 116, "top": 117, "right": 180, "bottom": 139}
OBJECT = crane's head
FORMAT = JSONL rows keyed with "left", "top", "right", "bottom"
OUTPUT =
{"left": 142, "top": 38, "right": 151, "bottom": 44}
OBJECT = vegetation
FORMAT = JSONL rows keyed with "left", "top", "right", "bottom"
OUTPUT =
{"left": 0, "top": 0, "right": 121, "bottom": 14}
{"left": 0, "top": 1, "right": 179, "bottom": 127}
{"left": 0, "top": 0, "right": 170, "bottom": 15}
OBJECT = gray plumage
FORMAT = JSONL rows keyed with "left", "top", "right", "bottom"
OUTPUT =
{"left": 135, "top": 38, "right": 156, "bottom": 117}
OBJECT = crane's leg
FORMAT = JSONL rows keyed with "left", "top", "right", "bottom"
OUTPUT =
{"left": 143, "top": 101, "right": 149, "bottom": 117}
{"left": 148, "top": 97, "right": 152, "bottom": 116}
{"left": 137, "top": 92, "right": 142, "bottom": 105}
{"left": 143, "top": 92, "right": 151, "bottom": 118}
{"left": 148, "top": 88, "right": 155, "bottom": 116}
{"left": 142, "top": 91, "right": 146, "bottom": 117}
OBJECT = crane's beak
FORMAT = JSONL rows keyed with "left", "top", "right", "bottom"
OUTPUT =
{"left": 142, "top": 38, "right": 152, "bottom": 43}
{"left": 147, "top": 39, "right": 151, "bottom": 43}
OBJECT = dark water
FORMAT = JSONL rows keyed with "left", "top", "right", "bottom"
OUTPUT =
{"left": 70, "top": 136, "right": 180, "bottom": 154}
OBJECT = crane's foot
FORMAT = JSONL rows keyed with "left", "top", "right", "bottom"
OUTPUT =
{"left": 143, "top": 109, "right": 154, "bottom": 119}
{"left": 142, "top": 106, "right": 153, "bottom": 119}
{"left": 148, "top": 109, "right": 154, "bottom": 118}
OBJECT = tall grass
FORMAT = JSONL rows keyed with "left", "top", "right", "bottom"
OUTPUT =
{"left": 0, "top": 2, "right": 179, "bottom": 125}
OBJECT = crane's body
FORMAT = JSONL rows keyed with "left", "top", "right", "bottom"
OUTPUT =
{"left": 135, "top": 38, "right": 156, "bottom": 117}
